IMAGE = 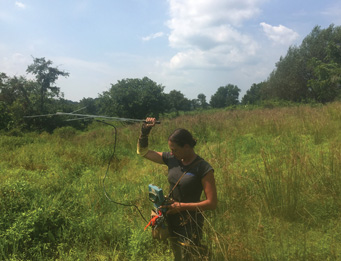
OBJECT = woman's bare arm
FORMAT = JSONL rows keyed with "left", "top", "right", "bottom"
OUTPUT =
{"left": 143, "top": 150, "right": 164, "bottom": 164}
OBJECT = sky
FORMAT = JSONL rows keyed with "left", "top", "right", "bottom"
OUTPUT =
{"left": 1, "top": 0, "right": 340, "bottom": 102}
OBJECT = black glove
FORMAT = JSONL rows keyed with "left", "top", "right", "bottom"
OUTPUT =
{"left": 140, "top": 124, "right": 152, "bottom": 137}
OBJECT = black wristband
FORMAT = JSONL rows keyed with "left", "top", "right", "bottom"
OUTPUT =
{"left": 138, "top": 135, "right": 149, "bottom": 148}
{"left": 141, "top": 125, "right": 152, "bottom": 136}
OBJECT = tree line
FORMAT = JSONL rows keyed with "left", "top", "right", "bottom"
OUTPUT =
{"left": 0, "top": 59, "right": 241, "bottom": 132}
{"left": 242, "top": 24, "right": 341, "bottom": 104}
{"left": 1, "top": 24, "right": 340, "bottom": 133}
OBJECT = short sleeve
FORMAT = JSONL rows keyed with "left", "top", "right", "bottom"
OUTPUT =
{"left": 162, "top": 151, "right": 172, "bottom": 165}
{"left": 199, "top": 160, "right": 214, "bottom": 178}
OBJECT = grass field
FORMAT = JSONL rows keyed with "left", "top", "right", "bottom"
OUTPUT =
{"left": 1, "top": 102, "right": 340, "bottom": 260}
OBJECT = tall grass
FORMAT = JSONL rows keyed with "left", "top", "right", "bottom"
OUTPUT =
{"left": 0, "top": 102, "right": 340, "bottom": 260}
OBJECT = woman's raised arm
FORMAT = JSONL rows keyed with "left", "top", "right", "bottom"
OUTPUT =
{"left": 137, "top": 117, "right": 164, "bottom": 164}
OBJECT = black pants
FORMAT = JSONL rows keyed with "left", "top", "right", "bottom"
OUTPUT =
{"left": 167, "top": 211, "right": 207, "bottom": 260}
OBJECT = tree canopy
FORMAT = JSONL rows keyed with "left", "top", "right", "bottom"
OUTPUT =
{"left": 262, "top": 24, "right": 341, "bottom": 104}
{"left": 210, "top": 84, "right": 241, "bottom": 108}
{"left": 241, "top": 82, "right": 267, "bottom": 105}
{"left": 98, "top": 77, "right": 166, "bottom": 119}
{"left": 1, "top": 24, "right": 341, "bottom": 133}
{"left": 26, "top": 57, "right": 69, "bottom": 112}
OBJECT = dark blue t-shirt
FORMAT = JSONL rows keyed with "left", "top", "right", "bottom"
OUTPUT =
{"left": 162, "top": 152, "right": 213, "bottom": 203}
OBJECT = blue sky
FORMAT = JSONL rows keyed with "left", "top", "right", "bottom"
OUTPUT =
{"left": 1, "top": 0, "right": 340, "bottom": 102}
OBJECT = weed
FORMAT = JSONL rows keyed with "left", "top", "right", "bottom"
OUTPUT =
{"left": 0, "top": 102, "right": 340, "bottom": 259}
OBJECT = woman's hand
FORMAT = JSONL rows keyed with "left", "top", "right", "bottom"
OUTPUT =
{"left": 161, "top": 201, "right": 183, "bottom": 215}
{"left": 139, "top": 117, "right": 164, "bottom": 164}
{"left": 145, "top": 117, "right": 156, "bottom": 127}
{"left": 159, "top": 170, "right": 217, "bottom": 214}
{"left": 141, "top": 117, "right": 156, "bottom": 136}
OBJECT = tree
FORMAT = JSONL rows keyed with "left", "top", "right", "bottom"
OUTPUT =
{"left": 98, "top": 77, "right": 166, "bottom": 119}
{"left": 306, "top": 27, "right": 341, "bottom": 102}
{"left": 26, "top": 57, "right": 69, "bottom": 113}
{"left": 307, "top": 58, "right": 341, "bottom": 103}
{"left": 0, "top": 73, "right": 39, "bottom": 130}
{"left": 197, "top": 93, "right": 208, "bottom": 109}
{"left": 264, "top": 24, "right": 341, "bottom": 103}
{"left": 210, "top": 84, "right": 240, "bottom": 108}
{"left": 266, "top": 46, "right": 309, "bottom": 101}
{"left": 79, "top": 97, "right": 99, "bottom": 115}
{"left": 165, "top": 90, "right": 191, "bottom": 112}
{"left": 0, "top": 101, "right": 10, "bottom": 130}
{"left": 0, "top": 74, "right": 11, "bottom": 129}
{"left": 0, "top": 73, "right": 14, "bottom": 105}
{"left": 242, "top": 82, "right": 268, "bottom": 105}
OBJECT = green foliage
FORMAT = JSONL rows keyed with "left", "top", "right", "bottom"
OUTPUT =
{"left": 0, "top": 58, "right": 83, "bottom": 133}
{"left": 165, "top": 89, "right": 192, "bottom": 112}
{"left": 262, "top": 24, "right": 341, "bottom": 104}
{"left": 0, "top": 178, "right": 68, "bottom": 260}
{"left": 0, "top": 74, "right": 38, "bottom": 130}
{"left": 210, "top": 84, "right": 241, "bottom": 108}
{"left": 308, "top": 58, "right": 341, "bottom": 103}
{"left": 79, "top": 97, "right": 99, "bottom": 115}
{"left": 127, "top": 228, "right": 153, "bottom": 260}
{"left": 99, "top": 77, "right": 166, "bottom": 119}
{"left": 242, "top": 82, "right": 267, "bottom": 105}
{"left": 26, "top": 57, "right": 69, "bottom": 113}
{"left": 197, "top": 93, "right": 209, "bottom": 109}
{"left": 1, "top": 102, "right": 341, "bottom": 259}
{"left": 53, "top": 126, "right": 78, "bottom": 139}
{"left": 2, "top": 24, "right": 341, "bottom": 134}
{"left": 0, "top": 101, "right": 11, "bottom": 130}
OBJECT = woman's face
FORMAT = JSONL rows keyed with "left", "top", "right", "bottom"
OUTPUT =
{"left": 168, "top": 140, "right": 186, "bottom": 160}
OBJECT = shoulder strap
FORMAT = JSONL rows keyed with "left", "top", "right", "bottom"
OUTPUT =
{"left": 167, "top": 158, "right": 203, "bottom": 198}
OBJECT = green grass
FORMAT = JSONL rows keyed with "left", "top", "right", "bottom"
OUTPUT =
{"left": 0, "top": 102, "right": 340, "bottom": 260}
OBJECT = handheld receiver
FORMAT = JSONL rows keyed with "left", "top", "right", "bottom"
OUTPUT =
{"left": 148, "top": 184, "right": 167, "bottom": 215}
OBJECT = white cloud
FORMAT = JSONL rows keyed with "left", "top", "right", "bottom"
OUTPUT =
{"left": 169, "top": 38, "right": 258, "bottom": 70}
{"left": 15, "top": 1, "right": 26, "bottom": 9}
{"left": 165, "top": 0, "right": 264, "bottom": 71}
{"left": 260, "top": 22, "right": 299, "bottom": 45}
{"left": 0, "top": 53, "right": 30, "bottom": 77}
{"left": 142, "top": 32, "right": 165, "bottom": 42}
{"left": 168, "top": 0, "right": 264, "bottom": 29}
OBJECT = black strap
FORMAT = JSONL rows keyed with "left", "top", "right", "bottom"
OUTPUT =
{"left": 167, "top": 158, "right": 203, "bottom": 199}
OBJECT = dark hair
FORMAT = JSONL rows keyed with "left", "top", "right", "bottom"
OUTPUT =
{"left": 168, "top": 128, "right": 197, "bottom": 148}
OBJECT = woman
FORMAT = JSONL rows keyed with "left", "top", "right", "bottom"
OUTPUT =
{"left": 137, "top": 117, "right": 217, "bottom": 260}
